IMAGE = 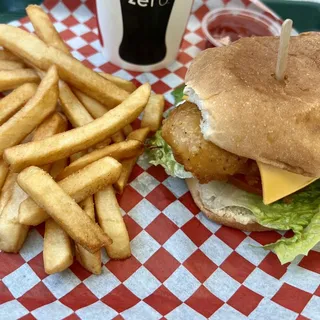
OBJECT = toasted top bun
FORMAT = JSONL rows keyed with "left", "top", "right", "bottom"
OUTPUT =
{"left": 185, "top": 32, "right": 320, "bottom": 177}
{"left": 186, "top": 178, "right": 269, "bottom": 232}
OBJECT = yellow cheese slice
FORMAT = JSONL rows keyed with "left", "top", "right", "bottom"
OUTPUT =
{"left": 257, "top": 162, "right": 318, "bottom": 205}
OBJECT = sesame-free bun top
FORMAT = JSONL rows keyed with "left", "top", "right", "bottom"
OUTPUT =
{"left": 185, "top": 32, "right": 320, "bottom": 177}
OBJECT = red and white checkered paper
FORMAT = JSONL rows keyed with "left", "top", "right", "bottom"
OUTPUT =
{"left": 1, "top": 0, "right": 320, "bottom": 319}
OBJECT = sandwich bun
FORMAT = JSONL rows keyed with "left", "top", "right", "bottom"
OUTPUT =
{"left": 185, "top": 32, "right": 320, "bottom": 177}
{"left": 186, "top": 178, "right": 269, "bottom": 232}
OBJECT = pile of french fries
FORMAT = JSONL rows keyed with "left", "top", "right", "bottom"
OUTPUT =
{"left": 0, "top": 5, "right": 165, "bottom": 275}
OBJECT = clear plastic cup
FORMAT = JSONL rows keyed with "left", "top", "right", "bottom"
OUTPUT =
{"left": 202, "top": 8, "right": 282, "bottom": 48}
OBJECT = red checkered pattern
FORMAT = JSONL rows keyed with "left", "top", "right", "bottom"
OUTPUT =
{"left": 1, "top": 0, "right": 319, "bottom": 319}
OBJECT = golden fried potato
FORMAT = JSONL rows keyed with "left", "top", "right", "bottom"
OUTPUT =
{"left": 162, "top": 101, "right": 247, "bottom": 183}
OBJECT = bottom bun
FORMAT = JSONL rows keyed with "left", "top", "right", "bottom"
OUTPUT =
{"left": 186, "top": 178, "right": 270, "bottom": 232}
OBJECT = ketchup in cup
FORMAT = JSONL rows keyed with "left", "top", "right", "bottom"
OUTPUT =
{"left": 202, "top": 9, "right": 281, "bottom": 48}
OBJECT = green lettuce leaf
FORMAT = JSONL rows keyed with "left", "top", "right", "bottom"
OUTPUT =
{"left": 198, "top": 180, "right": 320, "bottom": 264}
{"left": 265, "top": 214, "right": 320, "bottom": 264}
{"left": 146, "top": 130, "right": 192, "bottom": 179}
{"left": 260, "top": 183, "right": 320, "bottom": 263}
{"left": 172, "top": 85, "right": 185, "bottom": 105}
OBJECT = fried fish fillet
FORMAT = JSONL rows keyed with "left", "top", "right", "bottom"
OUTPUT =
{"left": 162, "top": 101, "right": 247, "bottom": 183}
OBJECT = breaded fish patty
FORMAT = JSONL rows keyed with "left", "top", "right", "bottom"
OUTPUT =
{"left": 162, "top": 101, "right": 247, "bottom": 183}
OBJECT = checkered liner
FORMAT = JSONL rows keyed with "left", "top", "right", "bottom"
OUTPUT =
{"left": 1, "top": 0, "right": 319, "bottom": 319}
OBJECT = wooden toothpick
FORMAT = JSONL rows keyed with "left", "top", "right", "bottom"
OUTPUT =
{"left": 275, "top": 19, "right": 293, "bottom": 81}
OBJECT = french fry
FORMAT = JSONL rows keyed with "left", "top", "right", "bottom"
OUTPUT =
{"left": 0, "top": 179, "right": 29, "bottom": 252}
{"left": 0, "top": 60, "right": 25, "bottom": 70}
{"left": 81, "top": 197, "right": 95, "bottom": 220}
{"left": 0, "top": 49, "right": 22, "bottom": 61}
{"left": 0, "top": 26, "right": 47, "bottom": 66}
{"left": 59, "top": 81, "right": 93, "bottom": 127}
{"left": 127, "top": 127, "right": 150, "bottom": 143}
{"left": 17, "top": 8, "right": 91, "bottom": 130}
{"left": 95, "top": 186, "right": 131, "bottom": 259}
{"left": 111, "top": 130, "right": 125, "bottom": 143}
{"left": 94, "top": 138, "right": 112, "bottom": 150}
{"left": 0, "top": 130, "right": 33, "bottom": 252}
{"left": 0, "top": 65, "right": 58, "bottom": 156}
{"left": 57, "top": 140, "right": 144, "bottom": 181}
{"left": 33, "top": 113, "right": 67, "bottom": 142}
{"left": 73, "top": 89, "right": 125, "bottom": 148}
{"left": 26, "top": 6, "right": 115, "bottom": 130}
{"left": 73, "top": 88, "right": 110, "bottom": 118}
{"left": 17, "top": 166, "right": 112, "bottom": 253}
{"left": 32, "top": 66, "right": 46, "bottom": 79}
{"left": 69, "top": 89, "right": 124, "bottom": 150}
{"left": 59, "top": 84, "right": 107, "bottom": 151}
{"left": 123, "top": 124, "right": 133, "bottom": 137}
{"left": 100, "top": 72, "right": 136, "bottom": 93}
{"left": 0, "top": 83, "right": 38, "bottom": 126}
{"left": 43, "top": 218, "right": 73, "bottom": 274}
{"left": 59, "top": 157, "right": 122, "bottom": 202}
{"left": 0, "top": 124, "right": 44, "bottom": 214}
{"left": 72, "top": 88, "right": 125, "bottom": 143}
{"left": 0, "top": 69, "right": 39, "bottom": 91}
{"left": 33, "top": 112, "right": 68, "bottom": 172}
{"left": 43, "top": 154, "right": 74, "bottom": 275}
{"left": 35, "top": 142, "right": 71, "bottom": 270}
{"left": 71, "top": 154, "right": 101, "bottom": 273}
{"left": 70, "top": 150, "right": 87, "bottom": 163}
{"left": 0, "top": 113, "right": 65, "bottom": 253}
{"left": 114, "top": 160, "right": 137, "bottom": 195}
{"left": 26, "top": 59, "right": 91, "bottom": 130}
{"left": 0, "top": 25, "right": 129, "bottom": 107}
{"left": 26, "top": 5, "right": 70, "bottom": 54}
{"left": 50, "top": 158, "right": 69, "bottom": 179}
{"left": 4, "top": 83, "right": 151, "bottom": 172}
{"left": 17, "top": 155, "right": 68, "bottom": 226}
{"left": 0, "top": 159, "right": 9, "bottom": 191}
{"left": 19, "top": 156, "right": 122, "bottom": 226}
{"left": 114, "top": 128, "right": 150, "bottom": 194}
{"left": 141, "top": 94, "right": 165, "bottom": 132}
{"left": 75, "top": 197, "right": 102, "bottom": 274}
{"left": 26, "top": 64, "right": 91, "bottom": 132}
{"left": 0, "top": 172, "right": 17, "bottom": 214}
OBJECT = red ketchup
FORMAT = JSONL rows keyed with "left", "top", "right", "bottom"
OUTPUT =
{"left": 205, "top": 13, "right": 274, "bottom": 48}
